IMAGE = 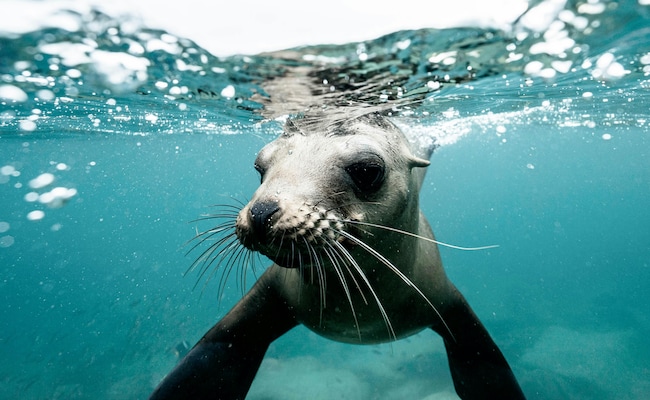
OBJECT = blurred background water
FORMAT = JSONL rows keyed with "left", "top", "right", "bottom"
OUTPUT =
{"left": 1, "top": 0, "right": 649, "bottom": 399}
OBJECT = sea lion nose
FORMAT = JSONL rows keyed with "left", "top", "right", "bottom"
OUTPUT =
{"left": 250, "top": 200, "right": 280, "bottom": 242}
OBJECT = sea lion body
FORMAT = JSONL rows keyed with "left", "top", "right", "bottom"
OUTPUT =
{"left": 240, "top": 116, "right": 449, "bottom": 343}
{"left": 150, "top": 114, "right": 525, "bottom": 399}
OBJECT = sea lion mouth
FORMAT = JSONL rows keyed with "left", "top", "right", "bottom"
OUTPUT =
{"left": 248, "top": 222, "right": 364, "bottom": 270}
{"left": 257, "top": 234, "right": 357, "bottom": 270}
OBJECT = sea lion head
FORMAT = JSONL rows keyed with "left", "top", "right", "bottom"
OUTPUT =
{"left": 235, "top": 113, "right": 430, "bottom": 270}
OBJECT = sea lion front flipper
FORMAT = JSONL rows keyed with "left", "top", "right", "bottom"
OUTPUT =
{"left": 436, "top": 288, "right": 526, "bottom": 400}
{"left": 149, "top": 275, "right": 298, "bottom": 400}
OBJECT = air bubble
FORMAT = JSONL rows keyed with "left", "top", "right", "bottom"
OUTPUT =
{"left": 0, "top": 236, "right": 15, "bottom": 248}
{"left": 220, "top": 85, "right": 235, "bottom": 98}
{"left": 0, "top": 85, "right": 28, "bottom": 102}
{"left": 29, "top": 173, "right": 55, "bottom": 189}
{"left": 27, "top": 210, "right": 45, "bottom": 221}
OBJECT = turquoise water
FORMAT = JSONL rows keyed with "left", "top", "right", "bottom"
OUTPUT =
{"left": 1, "top": 1, "right": 649, "bottom": 399}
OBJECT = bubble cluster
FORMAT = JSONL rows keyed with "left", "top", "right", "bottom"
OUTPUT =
{"left": 516, "top": 0, "right": 620, "bottom": 81}
{"left": 1, "top": 163, "right": 78, "bottom": 228}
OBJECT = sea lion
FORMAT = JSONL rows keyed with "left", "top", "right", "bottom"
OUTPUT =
{"left": 149, "top": 113, "right": 525, "bottom": 399}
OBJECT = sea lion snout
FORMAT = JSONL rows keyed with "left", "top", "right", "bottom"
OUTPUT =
{"left": 249, "top": 200, "right": 280, "bottom": 244}
{"left": 236, "top": 200, "right": 280, "bottom": 250}
{"left": 236, "top": 196, "right": 346, "bottom": 268}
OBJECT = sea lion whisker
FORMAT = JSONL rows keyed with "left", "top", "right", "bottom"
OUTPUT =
{"left": 199, "top": 244, "right": 238, "bottom": 295}
{"left": 185, "top": 224, "right": 237, "bottom": 261}
{"left": 204, "top": 200, "right": 248, "bottom": 210}
{"left": 325, "top": 240, "right": 368, "bottom": 306}
{"left": 185, "top": 207, "right": 252, "bottom": 294}
{"left": 186, "top": 236, "right": 227, "bottom": 278}
{"left": 289, "top": 241, "right": 305, "bottom": 303}
{"left": 241, "top": 249, "right": 257, "bottom": 288}
{"left": 300, "top": 237, "right": 316, "bottom": 284}
{"left": 331, "top": 238, "right": 396, "bottom": 340}
{"left": 210, "top": 241, "right": 250, "bottom": 296}
{"left": 185, "top": 227, "right": 236, "bottom": 260}
{"left": 313, "top": 247, "right": 328, "bottom": 314}
{"left": 321, "top": 245, "right": 349, "bottom": 300}
{"left": 188, "top": 218, "right": 238, "bottom": 232}
{"left": 322, "top": 245, "right": 362, "bottom": 339}
{"left": 191, "top": 221, "right": 236, "bottom": 238}
{"left": 344, "top": 220, "right": 500, "bottom": 251}
{"left": 186, "top": 230, "right": 239, "bottom": 274}
{"left": 313, "top": 193, "right": 347, "bottom": 209}
{"left": 226, "top": 246, "right": 248, "bottom": 295}
{"left": 241, "top": 247, "right": 258, "bottom": 291}
{"left": 212, "top": 243, "right": 244, "bottom": 290}
{"left": 190, "top": 212, "right": 239, "bottom": 223}
{"left": 303, "top": 238, "right": 328, "bottom": 325}
{"left": 268, "top": 230, "right": 288, "bottom": 263}
{"left": 226, "top": 245, "right": 253, "bottom": 296}
{"left": 189, "top": 219, "right": 235, "bottom": 238}
{"left": 219, "top": 200, "right": 247, "bottom": 208}
{"left": 314, "top": 250, "right": 328, "bottom": 326}
{"left": 301, "top": 237, "right": 317, "bottom": 286}
{"left": 335, "top": 229, "right": 454, "bottom": 342}
{"left": 193, "top": 238, "right": 241, "bottom": 291}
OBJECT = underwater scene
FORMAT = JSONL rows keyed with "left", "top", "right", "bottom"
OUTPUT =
{"left": 1, "top": 0, "right": 649, "bottom": 399}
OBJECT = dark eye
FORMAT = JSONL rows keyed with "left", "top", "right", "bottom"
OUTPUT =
{"left": 254, "top": 163, "right": 266, "bottom": 183}
{"left": 345, "top": 161, "right": 385, "bottom": 193}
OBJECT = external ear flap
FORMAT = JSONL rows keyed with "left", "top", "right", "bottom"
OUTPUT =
{"left": 408, "top": 155, "right": 430, "bottom": 169}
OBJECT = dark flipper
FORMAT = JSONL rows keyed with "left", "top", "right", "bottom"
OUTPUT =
{"left": 436, "top": 289, "right": 526, "bottom": 399}
{"left": 148, "top": 341, "right": 264, "bottom": 400}
{"left": 150, "top": 276, "right": 297, "bottom": 400}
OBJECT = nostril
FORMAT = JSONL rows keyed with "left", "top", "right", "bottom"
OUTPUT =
{"left": 250, "top": 200, "right": 280, "bottom": 241}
